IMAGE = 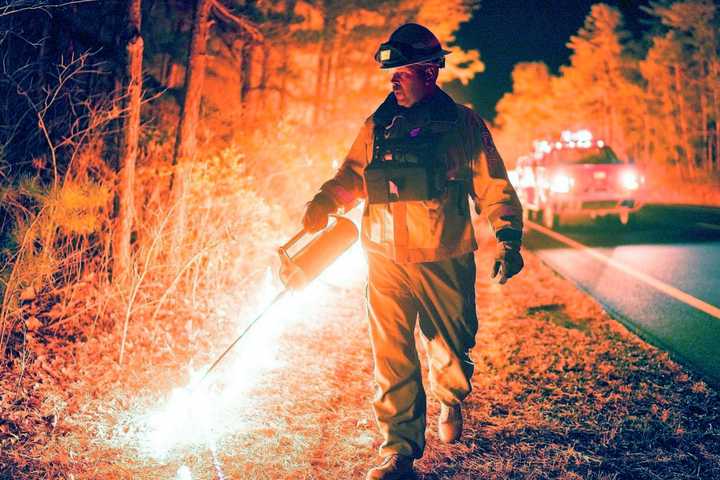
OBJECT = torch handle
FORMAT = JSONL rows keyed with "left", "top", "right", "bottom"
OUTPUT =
{"left": 280, "top": 228, "right": 307, "bottom": 253}
{"left": 280, "top": 215, "right": 340, "bottom": 254}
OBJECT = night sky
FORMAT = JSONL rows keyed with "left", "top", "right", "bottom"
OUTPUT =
{"left": 452, "top": 0, "right": 653, "bottom": 120}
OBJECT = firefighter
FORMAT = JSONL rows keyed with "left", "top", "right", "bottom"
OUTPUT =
{"left": 302, "top": 23, "right": 524, "bottom": 480}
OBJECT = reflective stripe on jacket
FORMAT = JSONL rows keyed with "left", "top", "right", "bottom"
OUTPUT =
{"left": 320, "top": 89, "right": 523, "bottom": 263}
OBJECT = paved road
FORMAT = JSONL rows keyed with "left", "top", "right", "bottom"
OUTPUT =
{"left": 524, "top": 204, "right": 720, "bottom": 387}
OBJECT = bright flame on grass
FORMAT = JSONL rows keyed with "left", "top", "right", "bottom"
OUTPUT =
{"left": 176, "top": 465, "right": 192, "bottom": 480}
{"left": 145, "top": 374, "right": 215, "bottom": 458}
{"left": 134, "top": 213, "right": 367, "bottom": 460}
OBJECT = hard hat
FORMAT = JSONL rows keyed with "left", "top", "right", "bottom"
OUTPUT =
{"left": 375, "top": 23, "right": 451, "bottom": 69}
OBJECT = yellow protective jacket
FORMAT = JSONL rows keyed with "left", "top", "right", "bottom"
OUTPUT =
{"left": 319, "top": 89, "right": 523, "bottom": 264}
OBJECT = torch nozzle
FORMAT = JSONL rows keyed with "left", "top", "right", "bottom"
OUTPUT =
{"left": 199, "top": 288, "right": 289, "bottom": 384}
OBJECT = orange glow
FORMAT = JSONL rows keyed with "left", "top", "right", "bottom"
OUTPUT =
{"left": 125, "top": 213, "right": 366, "bottom": 461}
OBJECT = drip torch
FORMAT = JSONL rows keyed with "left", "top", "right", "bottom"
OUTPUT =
{"left": 200, "top": 216, "right": 358, "bottom": 382}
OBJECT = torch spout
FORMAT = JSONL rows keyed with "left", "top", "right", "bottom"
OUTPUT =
{"left": 198, "top": 216, "right": 358, "bottom": 385}
{"left": 199, "top": 288, "right": 289, "bottom": 384}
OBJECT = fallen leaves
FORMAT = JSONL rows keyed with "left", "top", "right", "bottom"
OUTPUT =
{"left": 2, "top": 236, "right": 720, "bottom": 479}
{"left": 25, "top": 317, "right": 43, "bottom": 331}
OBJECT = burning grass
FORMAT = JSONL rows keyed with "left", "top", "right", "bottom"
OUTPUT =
{"left": 1, "top": 230, "right": 719, "bottom": 479}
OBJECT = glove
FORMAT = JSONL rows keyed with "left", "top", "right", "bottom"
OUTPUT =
{"left": 302, "top": 192, "right": 337, "bottom": 233}
{"left": 491, "top": 240, "right": 524, "bottom": 284}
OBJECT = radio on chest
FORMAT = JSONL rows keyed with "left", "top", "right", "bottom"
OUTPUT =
{"left": 365, "top": 128, "right": 445, "bottom": 204}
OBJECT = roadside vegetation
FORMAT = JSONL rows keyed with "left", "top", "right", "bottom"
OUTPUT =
{"left": 2, "top": 234, "right": 719, "bottom": 479}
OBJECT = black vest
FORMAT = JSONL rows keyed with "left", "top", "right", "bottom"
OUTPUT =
{"left": 364, "top": 90, "right": 459, "bottom": 205}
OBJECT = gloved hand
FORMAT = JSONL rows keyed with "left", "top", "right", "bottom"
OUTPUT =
{"left": 491, "top": 240, "right": 524, "bottom": 284}
{"left": 302, "top": 192, "right": 337, "bottom": 233}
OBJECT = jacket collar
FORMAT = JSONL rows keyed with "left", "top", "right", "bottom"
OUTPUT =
{"left": 372, "top": 88, "right": 458, "bottom": 128}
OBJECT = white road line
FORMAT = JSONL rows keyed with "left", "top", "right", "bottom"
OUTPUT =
{"left": 527, "top": 221, "right": 720, "bottom": 320}
{"left": 696, "top": 222, "right": 720, "bottom": 231}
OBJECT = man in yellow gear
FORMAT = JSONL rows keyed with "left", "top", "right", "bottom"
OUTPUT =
{"left": 302, "top": 23, "right": 524, "bottom": 480}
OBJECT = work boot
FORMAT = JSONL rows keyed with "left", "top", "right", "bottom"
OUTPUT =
{"left": 366, "top": 454, "right": 415, "bottom": 480}
{"left": 438, "top": 403, "right": 463, "bottom": 443}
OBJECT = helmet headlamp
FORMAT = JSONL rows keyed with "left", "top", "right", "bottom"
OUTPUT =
{"left": 374, "top": 39, "right": 449, "bottom": 69}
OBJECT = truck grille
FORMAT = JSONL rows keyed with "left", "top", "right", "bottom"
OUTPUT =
{"left": 583, "top": 180, "right": 609, "bottom": 192}
{"left": 582, "top": 200, "right": 618, "bottom": 210}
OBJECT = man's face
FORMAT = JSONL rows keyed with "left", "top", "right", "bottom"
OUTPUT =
{"left": 391, "top": 65, "right": 429, "bottom": 108}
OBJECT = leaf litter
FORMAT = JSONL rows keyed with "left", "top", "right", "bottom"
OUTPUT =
{"left": 1, "top": 237, "right": 719, "bottom": 479}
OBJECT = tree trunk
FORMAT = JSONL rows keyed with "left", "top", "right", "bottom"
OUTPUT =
{"left": 114, "top": 0, "right": 143, "bottom": 286}
{"left": 160, "top": 53, "right": 169, "bottom": 86}
{"left": 279, "top": 53, "right": 289, "bottom": 115}
{"left": 38, "top": 16, "right": 52, "bottom": 88}
{"left": 701, "top": 89, "right": 709, "bottom": 172}
{"left": 312, "top": 10, "right": 335, "bottom": 124}
{"left": 240, "top": 41, "right": 255, "bottom": 106}
{"left": 601, "top": 62, "right": 613, "bottom": 146}
{"left": 322, "top": 40, "right": 334, "bottom": 114}
{"left": 278, "top": 0, "right": 297, "bottom": 116}
{"left": 712, "top": 59, "right": 720, "bottom": 172}
{"left": 674, "top": 65, "right": 694, "bottom": 178}
{"left": 328, "top": 25, "right": 346, "bottom": 118}
{"left": 312, "top": 47, "right": 327, "bottom": 124}
{"left": 258, "top": 45, "right": 270, "bottom": 111}
{"left": 642, "top": 109, "right": 651, "bottom": 169}
{"left": 658, "top": 74, "right": 682, "bottom": 178}
{"left": 171, "top": 0, "right": 213, "bottom": 255}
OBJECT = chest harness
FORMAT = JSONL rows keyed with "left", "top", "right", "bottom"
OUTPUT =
{"left": 364, "top": 112, "right": 464, "bottom": 205}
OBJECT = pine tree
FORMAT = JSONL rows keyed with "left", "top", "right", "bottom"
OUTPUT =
{"left": 171, "top": 0, "right": 213, "bottom": 256}
{"left": 562, "top": 4, "right": 633, "bottom": 153}
{"left": 643, "top": 0, "right": 719, "bottom": 175}
{"left": 495, "top": 62, "right": 555, "bottom": 164}
{"left": 411, "top": 0, "right": 484, "bottom": 85}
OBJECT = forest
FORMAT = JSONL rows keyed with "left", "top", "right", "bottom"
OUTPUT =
{"left": 0, "top": 0, "right": 482, "bottom": 358}
{"left": 494, "top": 2, "right": 720, "bottom": 203}
{"left": 0, "top": 0, "right": 719, "bottom": 478}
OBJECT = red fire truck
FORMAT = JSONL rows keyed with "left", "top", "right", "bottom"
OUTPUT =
{"left": 514, "top": 131, "right": 644, "bottom": 229}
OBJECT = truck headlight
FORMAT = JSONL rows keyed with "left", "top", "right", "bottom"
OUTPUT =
{"left": 620, "top": 170, "right": 640, "bottom": 190}
{"left": 550, "top": 173, "right": 573, "bottom": 193}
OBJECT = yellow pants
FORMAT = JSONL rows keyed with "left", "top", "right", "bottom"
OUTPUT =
{"left": 366, "top": 251, "right": 478, "bottom": 459}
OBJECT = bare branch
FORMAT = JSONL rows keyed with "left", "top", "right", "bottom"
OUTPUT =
{"left": 0, "top": 0, "right": 98, "bottom": 17}
{"left": 210, "top": 0, "right": 263, "bottom": 43}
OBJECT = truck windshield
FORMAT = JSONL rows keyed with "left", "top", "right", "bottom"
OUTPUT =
{"left": 550, "top": 146, "right": 623, "bottom": 165}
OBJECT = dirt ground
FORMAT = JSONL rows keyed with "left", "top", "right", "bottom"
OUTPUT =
{"left": 2, "top": 234, "right": 719, "bottom": 480}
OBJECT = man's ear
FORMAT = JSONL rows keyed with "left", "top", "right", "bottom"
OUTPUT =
{"left": 425, "top": 65, "right": 439, "bottom": 83}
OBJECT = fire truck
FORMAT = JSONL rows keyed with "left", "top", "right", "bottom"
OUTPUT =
{"left": 514, "top": 130, "right": 644, "bottom": 229}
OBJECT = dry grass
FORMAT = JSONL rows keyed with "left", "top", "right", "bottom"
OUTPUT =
{"left": 1, "top": 232, "right": 719, "bottom": 479}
